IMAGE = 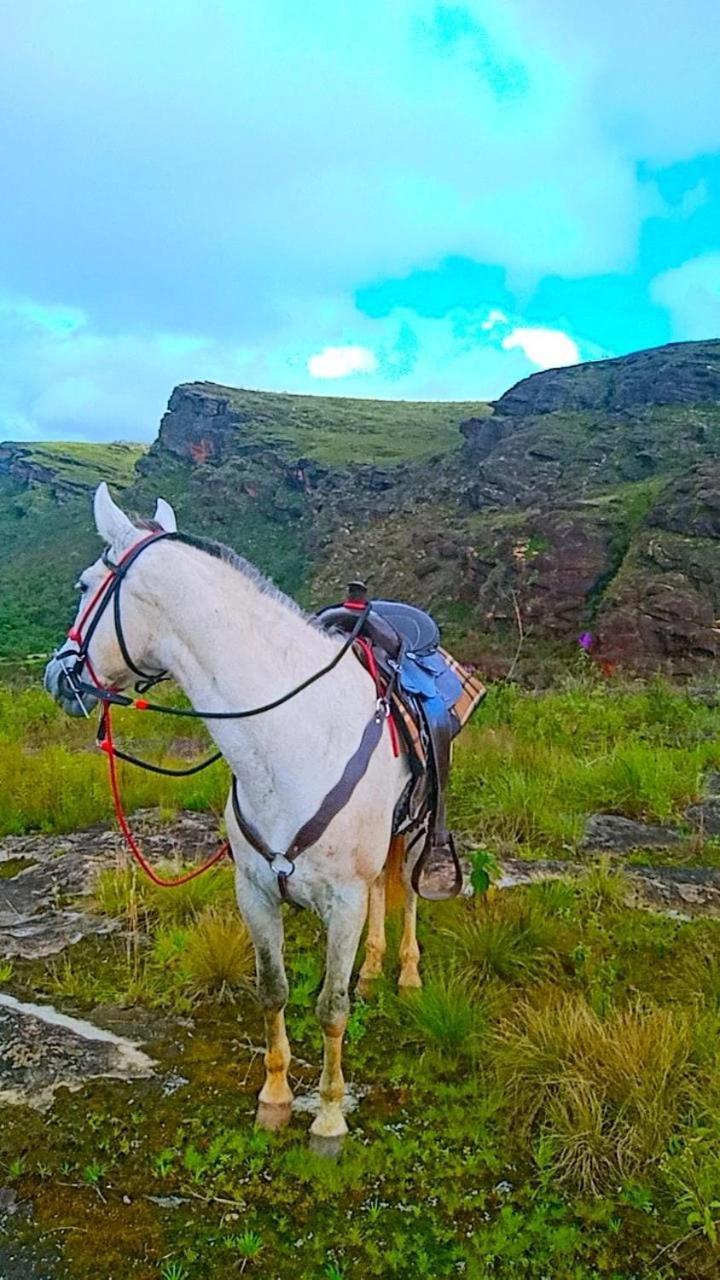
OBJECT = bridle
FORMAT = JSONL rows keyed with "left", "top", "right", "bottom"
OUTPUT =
{"left": 52, "top": 530, "right": 398, "bottom": 898}
{"left": 55, "top": 530, "right": 372, "bottom": 721}
{"left": 54, "top": 531, "right": 172, "bottom": 712}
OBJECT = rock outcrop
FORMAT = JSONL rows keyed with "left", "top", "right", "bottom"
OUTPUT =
{"left": 493, "top": 339, "right": 720, "bottom": 417}
{"left": 2, "top": 339, "right": 720, "bottom": 671}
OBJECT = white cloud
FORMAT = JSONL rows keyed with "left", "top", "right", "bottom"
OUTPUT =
{"left": 501, "top": 326, "right": 579, "bottom": 369}
{"left": 651, "top": 253, "right": 720, "bottom": 339}
{"left": 307, "top": 345, "right": 377, "bottom": 379}
{"left": 0, "top": 294, "right": 545, "bottom": 442}
{"left": 481, "top": 309, "right": 509, "bottom": 331}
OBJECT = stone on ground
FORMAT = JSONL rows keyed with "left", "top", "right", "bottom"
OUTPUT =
{"left": 580, "top": 813, "right": 682, "bottom": 852}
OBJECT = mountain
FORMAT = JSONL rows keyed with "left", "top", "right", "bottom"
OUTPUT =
{"left": 2, "top": 339, "right": 719, "bottom": 673}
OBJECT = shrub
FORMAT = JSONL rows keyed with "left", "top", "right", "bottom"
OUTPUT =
{"left": 175, "top": 907, "right": 255, "bottom": 996}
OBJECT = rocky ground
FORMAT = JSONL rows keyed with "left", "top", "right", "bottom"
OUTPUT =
{"left": 2, "top": 805, "right": 720, "bottom": 1276}
{"left": 2, "top": 805, "right": 720, "bottom": 1114}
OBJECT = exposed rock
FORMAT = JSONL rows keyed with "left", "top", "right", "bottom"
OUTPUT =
{"left": 580, "top": 813, "right": 682, "bottom": 852}
{"left": 648, "top": 461, "right": 720, "bottom": 540}
{"left": 0, "top": 910, "right": 117, "bottom": 961}
{"left": 626, "top": 865, "right": 720, "bottom": 916}
{"left": 686, "top": 798, "right": 720, "bottom": 835}
{"left": 0, "top": 810, "right": 223, "bottom": 959}
{"left": 703, "top": 772, "right": 720, "bottom": 797}
{"left": 0, "top": 993, "right": 154, "bottom": 1110}
{"left": 494, "top": 340, "right": 720, "bottom": 417}
{"left": 0, "top": 1187, "right": 19, "bottom": 1219}
{"left": 496, "top": 857, "right": 720, "bottom": 917}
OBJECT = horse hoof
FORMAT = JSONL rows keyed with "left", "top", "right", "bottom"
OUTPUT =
{"left": 356, "top": 977, "right": 377, "bottom": 1000}
{"left": 309, "top": 1132, "right": 345, "bottom": 1159}
{"left": 255, "top": 1101, "right": 293, "bottom": 1131}
{"left": 309, "top": 1105, "right": 348, "bottom": 1141}
{"left": 398, "top": 972, "right": 422, "bottom": 994}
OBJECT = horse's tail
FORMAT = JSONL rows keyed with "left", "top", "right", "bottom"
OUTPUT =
{"left": 384, "top": 835, "right": 407, "bottom": 911}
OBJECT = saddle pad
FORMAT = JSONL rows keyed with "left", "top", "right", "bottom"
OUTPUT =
{"left": 387, "top": 647, "right": 485, "bottom": 770}
{"left": 441, "top": 648, "right": 486, "bottom": 730}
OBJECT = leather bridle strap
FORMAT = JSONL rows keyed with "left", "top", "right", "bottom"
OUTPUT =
{"left": 231, "top": 705, "right": 387, "bottom": 902}
{"left": 55, "top": 531, "right": 372, "bottom": 722}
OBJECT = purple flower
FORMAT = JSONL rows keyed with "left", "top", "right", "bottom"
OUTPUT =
{"left": 578, "top": 631, "right": 594, "bottom": 651}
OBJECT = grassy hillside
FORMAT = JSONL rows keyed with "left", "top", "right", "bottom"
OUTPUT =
{"left": 0, "top": 443, "right": 145, "bottom": 658}
{"left": 162, "top": 382, "right": 491, "bottom": 465}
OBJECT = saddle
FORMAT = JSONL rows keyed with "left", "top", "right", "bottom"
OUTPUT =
{"left": 314, "top": 582, "right": 485, "bottom": 899}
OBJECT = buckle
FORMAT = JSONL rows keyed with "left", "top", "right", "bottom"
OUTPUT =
{"left": 55, "top": 652, "right": 92, "bottom": 719}
{"left": 375, "top": 696, "right": 391, "bottom": 721}
{"left": 269, "top": 853, "right": 295, "bottom": 878}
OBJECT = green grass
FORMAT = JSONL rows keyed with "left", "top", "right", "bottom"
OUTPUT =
{"left": 7, "top": 870, "right": 720, "bottom": 1278}
{"left": 449, "top": 675, "right": 720, "bottom": 856}
{"left": 4, "top": 675, "right": 720, "bottom": 858}
{"left": 184, "top": 382, "right": 491, "bottom": 466}
{"left": 0, "top": 684, "right": 224, "bottom": 835}
{"left": 14, "top": 441, "right": 145, "bottom": 488}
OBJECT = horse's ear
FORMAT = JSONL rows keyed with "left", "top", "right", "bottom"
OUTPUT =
{"left": 153, "top": 497, "right": 177, "bottom": 533}
{"left": 93, "top": 483, "right": 135, "bottom": 547}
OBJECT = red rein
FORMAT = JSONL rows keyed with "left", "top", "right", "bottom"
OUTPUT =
{"left": 99, "top": 706, "right": 231, "bottom": 888}
{"left": 70, "top": 537, "right": 231, "bottom": 888}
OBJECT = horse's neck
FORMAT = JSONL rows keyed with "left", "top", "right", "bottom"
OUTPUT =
{"left": 141, "top": 543, "right": 373, "bottom": 824}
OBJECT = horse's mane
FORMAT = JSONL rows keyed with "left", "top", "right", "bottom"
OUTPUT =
{"left": 132, "top": 519, "right": 307, "bottom": 621}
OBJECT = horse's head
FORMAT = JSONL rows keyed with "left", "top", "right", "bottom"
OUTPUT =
{"left": 44, "top": 483, "right": 178, "bottom": 716}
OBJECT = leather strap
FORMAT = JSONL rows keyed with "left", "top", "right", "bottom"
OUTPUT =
{"left": 231, "top": 706, "right": 386, "bottom": 902}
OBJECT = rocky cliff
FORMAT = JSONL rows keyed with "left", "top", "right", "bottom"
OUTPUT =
{"left": 1, "top": 340, "right": 719, "bottom": 672}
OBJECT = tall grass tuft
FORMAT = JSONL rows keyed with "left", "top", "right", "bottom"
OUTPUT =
{"left": 95, "top": 862, "right": 235, "bottom": 924}
{"left": 177, "top": 908, "right": 255, "bottom": 996}
{"left": 401, "top": 970, "right": 486, "bottom": 1057}
{"left": 435, "top": 894, "right": 572, "bottom": 986}
{"left": 492, "top": 987, "right": 696, "bottom": 1191}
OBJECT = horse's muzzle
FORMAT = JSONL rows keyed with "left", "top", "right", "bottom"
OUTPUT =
{"left": 44, "top": 654, "right": 99, "bottom": 718}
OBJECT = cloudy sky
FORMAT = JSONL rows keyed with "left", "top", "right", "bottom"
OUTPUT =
{"left": 1, "top": 0, "right": 719, "bottom": 442}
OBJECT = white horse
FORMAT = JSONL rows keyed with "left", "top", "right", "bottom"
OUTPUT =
{"left": 45, "top": 483, "right": 421, "bottom": 1140}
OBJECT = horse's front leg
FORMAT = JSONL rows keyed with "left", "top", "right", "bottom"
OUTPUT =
{"left": 233, "top": 863, "right": 293, "bottom": 1130}
{"left": 311, "top": 884, "right": 368, "bottom": 1141}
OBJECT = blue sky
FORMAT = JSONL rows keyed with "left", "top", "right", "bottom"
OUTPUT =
{"left": 1, "top": 0, "right": 719, "bottom": 442}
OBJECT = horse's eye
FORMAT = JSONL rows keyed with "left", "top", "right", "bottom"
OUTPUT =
{"left": 75, "top": 578, "right": 89, "bottom": 594}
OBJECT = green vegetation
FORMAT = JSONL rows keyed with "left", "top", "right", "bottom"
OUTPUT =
{"left": 3, "top": 674, "right": 719, "bottom": 860}
{"left": 12, "top": 440, "right": 145, "bottom": 488}
{"left": 187, "top": 382, "right": 491, "bottom": 465}
{"left": 3, "top": 674, "right": 720, "bottom": 1276}
{"left": 451, "top": 674, "right": 720, "bottom": 856}
{"left": 5, "top": 864, "right": 720, "bottom": 1277}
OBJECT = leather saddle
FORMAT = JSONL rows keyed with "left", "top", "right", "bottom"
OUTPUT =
{"left": 314, "top": 582, "right": 463, "bottom": 900}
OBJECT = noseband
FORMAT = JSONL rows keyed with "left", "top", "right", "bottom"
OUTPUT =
{"left": 54, "top": 530, "right": 175, "bottom": 712}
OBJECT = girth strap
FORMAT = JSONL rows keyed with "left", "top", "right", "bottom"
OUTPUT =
{"left": 231, "top": 707, "right": 386, "bottom": 902}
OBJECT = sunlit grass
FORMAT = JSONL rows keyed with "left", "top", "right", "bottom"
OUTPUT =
{"left": 491, "top": 987, "right": 697, "bottom": 1192}
{"left": 0, "top": 741, "right": 227, "bottom": 835}
{"left": 449, "top": 677, "right": 720, "bottom": 856}
{"left": 95, "top": 861, "right": 235, "bottom": 924}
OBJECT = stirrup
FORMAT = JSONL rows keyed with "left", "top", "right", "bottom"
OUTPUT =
{"left": 411, "top": 833, "right": 463, "bottom": 901}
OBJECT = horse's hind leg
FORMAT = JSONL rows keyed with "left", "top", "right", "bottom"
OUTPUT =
{"left": 311, "top": 885, "right": 368, "bottom": 1141}
{"left": 233, "top": 866, "right": 293, "bottom": 1129}
{"left": 399, "top": 882, "right": 422, "bottom": 991}
{"left": 357, "top": 869, "right": 386, "bottom": 997}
